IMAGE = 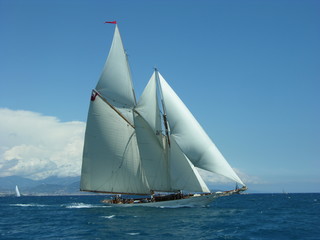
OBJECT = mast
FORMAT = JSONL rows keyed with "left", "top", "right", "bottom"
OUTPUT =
{"left": 154, "top": 68, "right": 174, "bottom": 192}
{"left": 155, "top": 68, "right": 171, "bottom": 147}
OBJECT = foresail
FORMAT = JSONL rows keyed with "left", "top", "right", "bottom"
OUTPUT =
{"left": 158, "top": 73, "right": 245, "bottom": 186}
{"left": 135, "top": 72, "right": 162, "bottom": 134}
{"left": 135, "top": 73, "right": 170, "bottom": 191}
{"left": 81, "top": 96, "right": 150, "bottom": 194}
{"left": 96, "top": 25, "right": 136, "bottom": 110}
{"left": 135, "top": 71, "right": 211, "bottom": 193}
{"left": 134, "top": 115, "right": 170, "bottom": 191}
{"left": 169, "top": 137, "right": 210, "bottom": 193}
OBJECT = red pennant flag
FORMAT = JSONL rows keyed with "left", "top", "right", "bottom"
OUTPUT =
{"left": 91, "top": 91, "right": 98, "bottom": 101}
{"left": 105, "top": 21, "right": 117, "bottom": 24}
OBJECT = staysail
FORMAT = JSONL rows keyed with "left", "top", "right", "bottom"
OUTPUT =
{"left": 135, "top": 72, "right": 170, "bottom": 191}
{"left": 135, "top": 72, "right": 210, "bottom": 193}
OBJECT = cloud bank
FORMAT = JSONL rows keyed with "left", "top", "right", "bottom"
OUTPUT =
{"left": 0, "top": 108, "right": 85, "bottom": 180}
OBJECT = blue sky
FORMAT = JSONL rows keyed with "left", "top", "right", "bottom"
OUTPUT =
{"left": 1, "top": 0, "right": 319, "bottom": 193}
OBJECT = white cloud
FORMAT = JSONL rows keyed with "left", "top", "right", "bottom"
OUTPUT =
{"left": 0, "top": 108, "right": 259, "bottom": 186}
{"left": 0, "top": 108, "right": 85, "bottom": 180}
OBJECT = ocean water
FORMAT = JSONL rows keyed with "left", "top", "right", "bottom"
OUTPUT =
{"left": 0, "top": 193, "right": 319, "bottom": 239}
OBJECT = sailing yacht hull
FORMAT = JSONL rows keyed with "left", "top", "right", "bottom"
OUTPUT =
{"left": 102, "top": 190, "right": 241, "bottom": 208}
{"left": 134, "top": 194, "right": 219, "bottom": 207}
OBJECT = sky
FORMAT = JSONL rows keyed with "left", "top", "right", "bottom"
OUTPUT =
{"left": 0, "top": 0, "right": 319, "bottom": 193}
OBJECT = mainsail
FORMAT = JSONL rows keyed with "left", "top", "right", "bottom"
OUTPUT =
{"left": 81, "top": 25, "right": 149, "bottom": 194}
{"left": 80, "top": 24, "right": 245, "bottom": 196}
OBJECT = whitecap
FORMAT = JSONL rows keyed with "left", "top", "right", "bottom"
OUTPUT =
{"left": 64, "top": 202, "right": 111, "bottom": 209}
{"left": 127, "top": 232, "right": 140, "bottom": 236}
{"left": 65, "top": 203, "right": 96, "bottom": 208}
{"left": 102, "top": 215, "right": 115, "bottom": 219}
{"left": 158, "top": 204, "right": 193, "bottom": 209}
{"left": 10, "top": 203, "right": 47, "bottom": 207}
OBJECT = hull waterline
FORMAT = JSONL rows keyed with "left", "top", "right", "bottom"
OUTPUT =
{"left": 101, "top": 188, "right": 246, "bottom": 207}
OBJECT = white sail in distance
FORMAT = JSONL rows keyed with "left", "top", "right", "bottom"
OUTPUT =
{"left": 15, "top": 185, "right": 21, "bottom": 197}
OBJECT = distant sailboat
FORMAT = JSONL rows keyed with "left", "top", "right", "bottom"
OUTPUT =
{"left": 80, "top": 23, "right": 247, "bottom": 206}
{"left": 15, "top": 185, "right": 21, "bottom": 197}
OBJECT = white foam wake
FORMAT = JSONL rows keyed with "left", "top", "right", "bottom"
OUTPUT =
{"left": 65, "top": 202, "right": 111, "bottom": 209}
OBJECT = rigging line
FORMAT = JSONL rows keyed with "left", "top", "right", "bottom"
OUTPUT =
{"left": 92, "top": 89, "right": 135, "bottom": 129}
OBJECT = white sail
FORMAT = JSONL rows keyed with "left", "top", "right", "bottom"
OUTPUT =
{"left": 169, "top": 137, "right": 210, "bottom": 193}
{"left": 134, "top": 115, "right": 170, "bottom": 191}
{"left": 135, "top": 73, "right": 170, "bottom": 191}
{"left": 15, "top": 185, "right": 21, "bottom": 197}
{"left": 81, "top": 96, "right": 150, "bottom": 194}
{"left": 96, "top": 25, "right": 136, "bottom": 113}
{"left": 135, "top": 72, "right": 162, "bottom": 134}
{"left": 135, "top": 70, "right": 210, "bottom": 193}
{"left": 158, "top": 72, "right": 245, "bottom": 186}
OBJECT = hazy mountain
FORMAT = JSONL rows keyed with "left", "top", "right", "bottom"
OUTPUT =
{"left": 0, "top": 176, "right": 82, "bottom": 195}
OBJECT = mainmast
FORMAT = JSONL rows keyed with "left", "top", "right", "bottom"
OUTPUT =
{"left": 155, "top": 68, "right": 170, "bottom": 147}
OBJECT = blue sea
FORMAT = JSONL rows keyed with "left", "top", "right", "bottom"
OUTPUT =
{"left": 0, "top": 193, "right": 319, "bottom": 239}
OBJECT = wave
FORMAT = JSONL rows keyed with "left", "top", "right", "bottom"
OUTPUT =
{"left": 64, "top": 202, "right": 111, "bottom": 209}
{"left": 102, "top": 215, "right": 115, "bottom": 219}
{"left": 9, "top": 203, "right": 48, "bottom": 207}
{"left": 157, "top": 204, "right": 198, "bottom": 209}
{"left": 126, "top": 232, "right": 140, "bottom": 236}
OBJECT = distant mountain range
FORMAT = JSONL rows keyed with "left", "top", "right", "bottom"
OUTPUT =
{"left": 0, "top": 176, "right": 83, "bottom": 196}
{"left": 0, "top": 176, "right": 259, "bottom": 196}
